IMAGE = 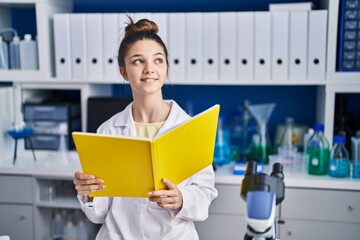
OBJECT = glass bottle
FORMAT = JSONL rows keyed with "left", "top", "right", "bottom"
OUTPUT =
{"left": 306, "top": 123, "right": 330, "bottom": 175}
{"left": 329, "top": 135, "right": 350, "bottom": 178}
{"left": 280, "top": 117, "right": 295, "bottom": 147}
{"left": 230, "top": 106, "right": 243, "bottom": 162}
{"left": 351, "top": 136, "right": 360, "bottom": 178}
{"left": 213, "top": 114, "right": 231, "bottom": 166}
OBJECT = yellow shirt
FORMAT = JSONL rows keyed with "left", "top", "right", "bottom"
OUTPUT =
{"left": 134, "top": 121, "right": 165, "bottom": 138}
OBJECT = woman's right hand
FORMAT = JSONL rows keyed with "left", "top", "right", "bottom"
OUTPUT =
{"left": 73, "top": 171, "right": 105, "bottom": 196}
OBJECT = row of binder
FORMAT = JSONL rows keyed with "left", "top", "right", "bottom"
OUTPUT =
{"left": 337, "top": 0, "right": 360, "bottom": 71}
{"left": 53, "top": 11, "right": 328, "bottom": 82}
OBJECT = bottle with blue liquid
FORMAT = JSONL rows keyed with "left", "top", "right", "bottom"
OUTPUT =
{"left": 329, "top": 135, "right": 350, "bottom": 178}
{"left": 213, "top": 114, "right": 231, "bottom": 166}
{"left": 351, "top": 134, "right": 360, "bottom": 178}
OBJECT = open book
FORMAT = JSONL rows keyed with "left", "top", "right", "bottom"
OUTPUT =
{"left": 72, "top": 104, "right": 220, "bottom": 197}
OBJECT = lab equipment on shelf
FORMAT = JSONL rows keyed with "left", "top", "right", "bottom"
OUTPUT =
{"left": 351, "top": 136, "right": 360, "bottom": 178}
{"left": 230, "top": 100, "right": 256, "bottom": 162}
{"left": 248, "top": 103, "right": 276, "bottom": 164}
{"left": 19, "top": 34, "right": 38, "bottom": 70}
{"left": 9, "top": 35, "right": 20, "bottom": 69}
{"left": 213, "top": 113, "right": 231, "bottom": 166}
{"left": 0, "top": 36, "right": 9, "bottom": 69}
{"left": 329, "top": 135, "right": 350, "bottom": 178}
{"left": 306, "top": 123, "right": 330, "bottom": 175}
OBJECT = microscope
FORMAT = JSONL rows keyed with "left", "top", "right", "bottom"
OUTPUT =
{"left": 240, "top": 161, "right": 285, "bottom": 240}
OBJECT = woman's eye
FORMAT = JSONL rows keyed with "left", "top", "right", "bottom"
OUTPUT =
{"left": 133, "top": 59, "right": 143, "bottom": 65}
{"left": 155, "top": 58, "right": 163, "bottom": 64}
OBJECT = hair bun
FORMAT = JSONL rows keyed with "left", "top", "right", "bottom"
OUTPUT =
{"left": 124, "top": 17, "right": 159, "bottom": 37}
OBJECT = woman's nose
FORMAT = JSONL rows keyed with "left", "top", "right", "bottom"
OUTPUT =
{"left": 143, "top": 62, "right": 155, "bottom": 74}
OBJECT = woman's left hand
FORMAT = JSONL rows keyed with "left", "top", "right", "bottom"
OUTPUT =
{"left": 148, "top": 178, "right": 183, "bottom": 210}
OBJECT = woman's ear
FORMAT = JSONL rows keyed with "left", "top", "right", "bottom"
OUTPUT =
{"left": 120, "top": 67, "right": 128, "bottom": 81}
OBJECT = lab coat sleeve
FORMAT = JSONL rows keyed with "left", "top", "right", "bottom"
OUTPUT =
{"left": 170, "top": 165, "right": 218, "bottom": 221}
{"left": 78, "top": 195, "right": 111, "bottom": 224}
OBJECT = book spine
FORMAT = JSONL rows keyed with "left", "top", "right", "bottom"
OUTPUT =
{"left": 150, "top": 142, "right": 159, "bottom": 190}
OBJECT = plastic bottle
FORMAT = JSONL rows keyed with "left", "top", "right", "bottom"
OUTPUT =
{"left": 76, "top": 219, "right": 89, "bottom": 240}
{"left": 306, "top": 123, "right": 330, "bottom": 175}
{"left": 9, "top": 35, "right": 20, "bottom": 69}
{"left": 213, "top": 114, "right": 231, "bottom": 166}
{"left": 19, "top": 34, "right": 38, "bottom": 70}
{"left": 328, "top": 135, "right": 350, "bottom": 178}
{"left": 51, "top": 211, "right": 65, "bottom": 239}
{"left": 63, "top": 220, "right": 77, "bottom": 240}
{"left": 0, "top": 36, "right": 9, "bottom": 69}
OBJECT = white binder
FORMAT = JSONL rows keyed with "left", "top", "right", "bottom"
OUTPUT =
{"left": 53, "top": 14, "right": 71, "bottom": 79}
{"left": 202, "top": 12, "right": 219, "bottom": 81}
{"left": 152, "top": 13, "right": 168, "bottom": 47}
{"left": 289, "top": 11, "right": 308, "bottom": 81}
{"left": 254, "top": 12, "right": 271, "bottom": 81}
{"left": 308, "top": 10, "right": 327, "bottom": 81}
{"left": 168, "top": 13, "right": 186, "bottom": 81}
{"left": 186, "top": 12, "right": 202, "bottom": 81}
{"left": 70, "top": 14, "right": 87, "bottom": 78}
{"left": 237, "top": 12, "right": 254, "bottom": 81}
{"left": 103, "top": 13, "right": 120, "bottom": 79}
{"left": 271, "top": 11, "right": 289, "bottom": 81}
{"left": 86, "top": 14, "right": 103, "bottom": 79}
{"left": 220, "top": 12, "right": 237, "bottom": 81}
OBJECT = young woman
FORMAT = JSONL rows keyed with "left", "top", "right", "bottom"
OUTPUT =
{"left": 73, "top": 17, "right": 218, "bottom": 239}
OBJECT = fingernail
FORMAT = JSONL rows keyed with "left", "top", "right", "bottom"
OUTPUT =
{"left": 102, "top": 185, "right": 106, "bottom": 189}
{"left": 148, "top": 191, "right": 153, "bottom": 196}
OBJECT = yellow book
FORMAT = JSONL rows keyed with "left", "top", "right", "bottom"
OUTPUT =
{"left": 72, "top": 104, "right": 220, "bottom": 198}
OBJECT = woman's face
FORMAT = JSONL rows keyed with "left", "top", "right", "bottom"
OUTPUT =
{"left": 120, "top": 39, "right": 168, "bottom": 96}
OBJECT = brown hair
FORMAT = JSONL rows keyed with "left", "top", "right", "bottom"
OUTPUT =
{"left": 117, "top": 16, "right": 169, "bottom": 68}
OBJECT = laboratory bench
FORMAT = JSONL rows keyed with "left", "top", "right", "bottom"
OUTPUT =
{"left": 0, "top": 160, "right": 359, "bottom": 240}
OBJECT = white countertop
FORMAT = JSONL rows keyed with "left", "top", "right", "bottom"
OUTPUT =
{"left": 1, "top": 156, "right": 360, "bottom": 191}
{"left": 215, "top": 162, "right": 360, "bottom": 191}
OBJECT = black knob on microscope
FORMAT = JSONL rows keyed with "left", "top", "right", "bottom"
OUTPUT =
{"left": 245, "top": 161, "right": 257, "bottom": 176}
{"left": 271, "top": 162, "right": 284, "bottom": 180}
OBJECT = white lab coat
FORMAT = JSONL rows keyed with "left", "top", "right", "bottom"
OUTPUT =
{"left": 78, "top": 100, "right": 218, "bottom": 240}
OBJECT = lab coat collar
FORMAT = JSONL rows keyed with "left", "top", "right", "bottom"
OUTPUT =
{"left": 111, "top": 100, "right": 190, "bottom": 137}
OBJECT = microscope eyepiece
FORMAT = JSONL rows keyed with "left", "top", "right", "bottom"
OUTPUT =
{"left": 245, "top": 161, "right": 257, "bottom": 176}
{"left": 271, "top": 162, "right": 284, "bottom": 180}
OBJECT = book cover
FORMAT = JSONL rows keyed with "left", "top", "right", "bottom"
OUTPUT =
{"left": 72, "top": 104, "right": 220, "bottom": 197}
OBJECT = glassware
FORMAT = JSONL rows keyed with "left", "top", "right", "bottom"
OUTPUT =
{"left": 213, "top": 114, "right": 231, "bottom": 166}
{"left": 351, "top": 136, "right": 360, "bottom": 178}
{"left": 248, "top": 103, "right": 276, "bottom": 164}
{"left": 329, "top": 135, "right": 350, "bottom": 178}
{"left": 306, "top": 123, "right": 330, "bottom": 175}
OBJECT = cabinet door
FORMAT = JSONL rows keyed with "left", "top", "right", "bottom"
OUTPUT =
{"left": 282, "top": 188, "right": 360, "bottom": 223}
{"left": 195, "top": 214, "right": 247, "bottom": 240}
{"left": 0, "top": 175, "right": 33, "bottom": 204}
{"left": 0, "top": 204, "right": 34, "bottom": 240}
{"left": 279, "top": 219, "right": 360, "bottom": 240}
